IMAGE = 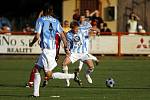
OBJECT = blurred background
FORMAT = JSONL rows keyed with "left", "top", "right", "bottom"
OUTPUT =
{"left": 0, "top": 0, "right": 150, "bottom": 32}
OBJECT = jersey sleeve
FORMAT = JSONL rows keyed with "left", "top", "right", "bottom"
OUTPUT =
{"left": 66, "top": 32, "right": 73, "bottom": 49}
{"left": 34, "top": 18, "right": 43, "bottom": 34}
{"left": 56, "top": 21, "right": 63, "bottom": 33}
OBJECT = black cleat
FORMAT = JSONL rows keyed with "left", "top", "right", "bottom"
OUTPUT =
{"left": 75, "top": 68, "right": 80, "bottom": 72}
{"left": 74, "top": 72, "right": 82, "bottom": 86}
{"left": 42, "top": 80, "right": 48, "bottom": 88}
{"left": 28, "top": 95, "right": 39, "bottom": 98}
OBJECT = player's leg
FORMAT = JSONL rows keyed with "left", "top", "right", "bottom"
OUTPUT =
{"left": 84, "top": 59, "right": 94, "bottom": 84}
{"left": 55, "top": 33, "right": 61, "bottom": 61}
{"left": 62, "top": 53, "right": 82, "bottom": 87}
{"left": 42, "top": 56, "right": 82, "bottom": 87}
{"left": 52, "top": 71, "right": 82, "bottom": 86}
{"left": 88, "top": 54, "right": 99, "bottom": 65}
{"left": 78, "top": 61, "right": 84, "bottom": 71}
{"left": 33, "top": 65, "right": 41, "bottom": 97}
{"left": 42, "top": 69, "right": 82, "bottom": 86}
{"left": 26, "top": 66, "right": 37, "bottom": 88}
{"left": 62, "top": 56, "right": 72, "bottom": 87}
{"left": 75, "top": 60, "right": 83, "bottom": 73}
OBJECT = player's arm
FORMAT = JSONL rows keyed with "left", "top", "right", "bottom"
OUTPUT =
{"left": 29, "top": 33, "right": 40, "bottom": 47}
{"left": 57, "top": 22, "right": 70, "bottom": 54}
{"left": 29, "top": 18, "right": 42, "bottom": 47}
{"left": 60, "top": 32, "right": 70, "bottom": 54}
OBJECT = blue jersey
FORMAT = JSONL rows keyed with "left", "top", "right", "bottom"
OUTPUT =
{"left": 67, "top": 29, "right": 88, "bottom": 54}
{"left": 35, "top": 16, "right": 63, "bottom": 49}
{"left": 79, "top": 21, "right": 92, "bottom": 52}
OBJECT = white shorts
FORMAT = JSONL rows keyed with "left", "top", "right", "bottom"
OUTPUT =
{"left": 69, "top": 53, "right": 91, "bottom": 63}
{"left": 36, "top": 49, "right": 57, "bottom": 72}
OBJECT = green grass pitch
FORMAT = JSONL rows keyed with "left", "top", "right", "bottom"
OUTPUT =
{"left": 0, "top": 55, "right": 150, "bottom": 100}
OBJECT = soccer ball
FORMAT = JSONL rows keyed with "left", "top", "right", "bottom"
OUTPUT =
{"left": 106, "top": 78, "right": 115, "bottom": 88}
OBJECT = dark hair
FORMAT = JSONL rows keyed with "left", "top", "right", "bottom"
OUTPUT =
{"left": 42, "top": 3, "right": 54, "bottom": 16}
{"left": 70, "top": 21, "right": 79, "bottom": 29}
{"left": 129, "top": 12, "right": 136, "bottom": 20}
{"left": 91, "top": 20, "right": 97, "bottom": 26}
{"left": 103, "top": 23, "right": 107, "bottom": 27}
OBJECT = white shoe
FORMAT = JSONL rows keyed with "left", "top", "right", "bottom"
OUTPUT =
{"left": 86, "top": 74, "right": 92, "bottom": 84}
{"left": 66, "top": 79, "right": 70, "bottom": 87}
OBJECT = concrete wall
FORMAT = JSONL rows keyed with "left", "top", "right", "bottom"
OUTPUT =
{"left": 63, "top": 0, "right": 80, "bottom": 22}
{"left": 101, "top": 0, "right": 118, "bottom": 32}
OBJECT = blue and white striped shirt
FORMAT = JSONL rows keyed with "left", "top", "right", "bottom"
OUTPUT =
{"left": 35, "top": 16, "right": 63, "bottom": 49}
{"left": 79, "top": 21, "right": 92, "bottom": 52}
{"left": 67, "top": 29, "right": 88, "bottom": 54}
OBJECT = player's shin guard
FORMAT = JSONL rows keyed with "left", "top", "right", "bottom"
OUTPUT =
{"left": 62, "top": 66, "right": 70, "bottom": 87}
{"left": 33, "top": 73, "right": 41, "bottom": 97}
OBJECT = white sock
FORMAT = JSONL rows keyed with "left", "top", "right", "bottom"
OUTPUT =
{"left": 52, "top": 72, "right": 74, "bottom": 79}
{"left": 89, "top": 54, "right": 98, "bottom": 61}
{"left": 78, "top": 61, "right": 83, "bottom": 71}
{"left": 62, "top": 66, "right": 68, "bottom": 73}
{"left": 62, "top": 66, "right": 70, "bottom": 86}
{"left": 33, "top": 73, "right": 41, "bottom": 97}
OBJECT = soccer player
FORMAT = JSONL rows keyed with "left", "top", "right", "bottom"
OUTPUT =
{"left": 29, "top": 4, "right": 81, "bottom": 97}
{"left": 25, "top": 32, "right": 61, "bottom": 88}
{"left": 64, "top": 15, "right": 99, "bottom": 87}
{"left": 25, "top": 9, "right": 61, "bottom": 88}
{"left": 77, "top": 15, "right": 99, "bottom": 78}
{"left": 62, "top": 21, "right": 95, "bottom": 87}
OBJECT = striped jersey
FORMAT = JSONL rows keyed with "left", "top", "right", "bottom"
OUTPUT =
{"left": 67, "top": 28, "right": 89, "bottom": 54}
{"left": 78, "top": 21, "right": 92, "bottom": 52}
{"left": 35, "top": 16, "right": 63, "bottom": 49}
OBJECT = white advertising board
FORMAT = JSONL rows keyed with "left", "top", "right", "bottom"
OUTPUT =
{"left": 121, "top": 35, "right": 150, "bottom": 54}
{"left": 0, "top": 35, "right": 119, "bottom": 54}
{"left": 2, "top": 35, "right": 150, "bottom": 55}
{"left": 89, "top": 36, "right": 118, "bottom": 54}
{"left": 0, "top": 35, "right": 41, "bottom": 54}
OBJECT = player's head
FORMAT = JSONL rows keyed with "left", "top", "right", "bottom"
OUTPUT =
{"left": 80, "top": 15, "right": 85, "bottom": 22}
{"left": 84, "top": 9, "right": 90, "bottom": 16}
{"left": 63, "top": 20, "right": 70, "bottom": 27}
{"left": 42, "top": 3, "right": 54, "bottom": 16}
{"left": 70, "top": 21, "right": 79, "bottom": 34}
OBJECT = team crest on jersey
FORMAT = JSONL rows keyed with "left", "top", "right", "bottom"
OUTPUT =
{"left": 73, "top": 35, "right": 80, "bottom": 42}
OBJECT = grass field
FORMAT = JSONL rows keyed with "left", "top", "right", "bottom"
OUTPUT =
{"left": 0, "top": 55, "right": 150, "bottom": 100}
